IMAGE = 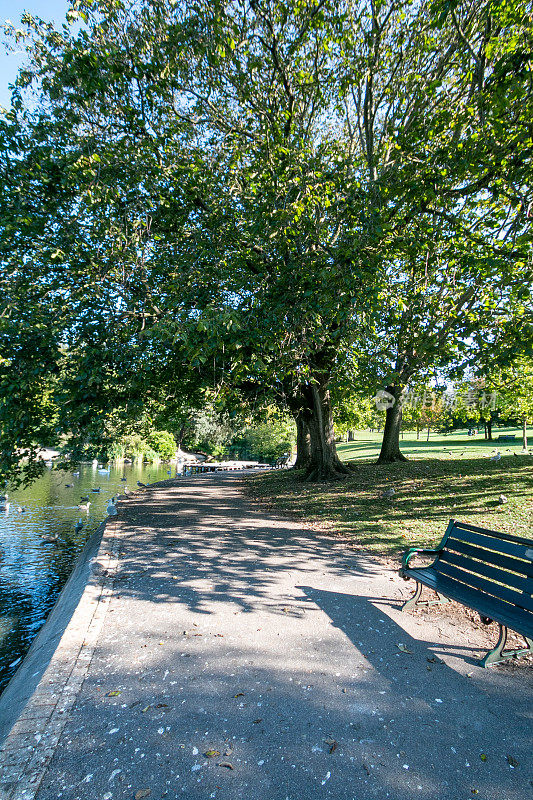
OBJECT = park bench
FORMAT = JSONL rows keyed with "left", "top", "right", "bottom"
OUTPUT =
{"left": 399, "top": 519, "right": 533, "bottom": 667}
{"left": 273, "top": 453, "right": 291, "bottom": 469}
{"left": 496, "top": 434, "right": 516, "bottom": 442}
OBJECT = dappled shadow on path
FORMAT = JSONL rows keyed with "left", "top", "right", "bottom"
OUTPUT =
{"left": 34, "top": 578, "right": 532, "bottom": 800}
{"left": 112, "top": 474, "right": 380, "bottom": 616}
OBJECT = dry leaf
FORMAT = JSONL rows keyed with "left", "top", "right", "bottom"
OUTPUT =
{"left": 135, "top": 790, "right": 151, "bottom": 800}
{"left": 480, "top": 754, "right": 487, "bottom": 762}
{"left": 205, "top": 750, "right": 220, "bottom": 758}
{"left": 217, "top": 762, "right": 234, "bottom": 770}
{"left": 506, "top": 755, "right": 519, "bottom": 768}
{"left": 233, "top": 692, "right": 245, "bottom": 698}
{"left": 106, "top": 690, "right": 121, "bottom": 697}
{"left": 397, "top": 643, "right": 412, "bottom": 654}
{"left": 253, "top": 719, "right": 262, "bottom": 724}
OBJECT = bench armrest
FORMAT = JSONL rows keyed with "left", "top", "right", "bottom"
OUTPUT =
{"left": 401, "top": 547, "right": 441, "bottom": 570}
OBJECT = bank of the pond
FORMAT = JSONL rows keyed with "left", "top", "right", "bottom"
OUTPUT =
{"left": 0, "top": 461, "right": 176, "bottom": 693}
{"left": 0, "top": 521, "right": 105, "bottom": 746}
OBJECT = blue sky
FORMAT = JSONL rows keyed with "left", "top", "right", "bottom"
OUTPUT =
{"left": 0, "top": 0, "right": 69, "bottom": 108}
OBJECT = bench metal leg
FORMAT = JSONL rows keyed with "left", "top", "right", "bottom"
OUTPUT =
{"left": 480, "top": 625, "right": 533, "bottom": 667}
{"left": 401, "top": 583, "right": 449, "bottom": 612}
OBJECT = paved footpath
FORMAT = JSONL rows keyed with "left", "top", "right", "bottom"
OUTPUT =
{"left": 0, "top": 474, "right": 531, "bottom": 800}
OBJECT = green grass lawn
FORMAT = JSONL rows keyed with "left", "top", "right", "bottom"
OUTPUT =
{"left": 245, "top": 427, "right": 533, "bottom": 556}
{"left": 336, "top": 425, "right": 529, "bottom": 461}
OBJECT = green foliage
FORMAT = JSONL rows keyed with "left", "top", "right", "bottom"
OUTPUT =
{"left": 0, "top": 0, "right": 532, "bottom": 480}
{"left": 105, "top": 429, "right": 175, "bottom": 461}
{"left": 240, "top": 418, "right": 295, "bottom": 462}
{"left": 185, "top": 409, "right": 238, "bottom": 457}
{"left": 147, "top": 430, "right": 177, "bottom": 460}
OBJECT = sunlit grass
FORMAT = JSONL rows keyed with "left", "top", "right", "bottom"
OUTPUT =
{"left": 245, "top": 427, "right": 533, "bottom": 555}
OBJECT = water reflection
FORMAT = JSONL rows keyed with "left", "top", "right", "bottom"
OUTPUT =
{"left": 0, "top": 460, "right": 174, "bottom": 694}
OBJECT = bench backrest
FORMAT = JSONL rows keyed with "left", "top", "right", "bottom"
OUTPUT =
{"left": 434, "top": 520, "right": 533, "bottom": 613}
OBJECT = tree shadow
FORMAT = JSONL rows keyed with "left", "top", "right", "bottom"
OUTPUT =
{"left": 30, "top": 578, "right": 532, "bottom": 800}
{"left": 248, "top": 457, "right": 533, "bottom": 551}
{"left": 112, "top": 475, "right": 382, "bottom": 617}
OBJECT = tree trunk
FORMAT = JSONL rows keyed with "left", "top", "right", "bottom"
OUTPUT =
{"left": 294, "top": 414, "right": 312, "bottom": 470}
{"left": 298, "top": 384, "right": 352, "bottom": 480}
{"left": 377, "top": 387, "right": 408, "bottom": 463}
{"left": 486, "top": 419, "right": 492, "bottom": 441}
{"left": 416, "top": 424, "right": 420, "bottom": 440}
{"left": 484, "top": 422, "right": 488, "bottom": 439}
{"left": 348, "top": 430, "right": 355, "bottom": 442}
{"left": 522, "top": 417, "right": 528, "bottom": 452}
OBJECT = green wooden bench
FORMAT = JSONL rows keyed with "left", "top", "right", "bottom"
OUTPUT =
{"left": 399, "top": 519, "right": 533, "bottom": 667}
{"left": 496, "top": 434, "right": 516, "bottom": 442}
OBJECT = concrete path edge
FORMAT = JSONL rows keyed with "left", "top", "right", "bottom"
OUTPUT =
{"left": 0, "top": 511, "right": 123, "bottom": 800}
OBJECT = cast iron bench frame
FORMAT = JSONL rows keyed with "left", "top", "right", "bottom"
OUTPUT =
{"left": 496, "top": 434, "right": 516, "bottom": 442}
{"left": 400, "top": 519, "right": 533, "bottom": 667}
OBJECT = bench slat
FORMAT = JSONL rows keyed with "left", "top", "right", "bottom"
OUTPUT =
{"left": 404, "top": 567, "right": 533, "bottom": 639}
{"left": 446, "top": 528, "right": 533, "bottom": 561}
{"left": 435, "top": 560, "right": 533, "bottom": 612}
{"left": 438, "top": 549, "right": 532, "bottom": 593}
{"left": 446, "top": 521, "right": 533, "bottom": 548}
{"left": 444, "top": 538, "right": 533, "bottom": 579}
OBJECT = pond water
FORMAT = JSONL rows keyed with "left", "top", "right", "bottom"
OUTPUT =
{"left": 0, "top": 460, "right": 175, "bottom": 695}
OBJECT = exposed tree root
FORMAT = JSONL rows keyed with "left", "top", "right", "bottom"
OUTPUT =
{"left": 377, "top": 451, "right": 409, "bottom": 464}
{"left": 303, "top": 461, "right": 352, "bottom": 482}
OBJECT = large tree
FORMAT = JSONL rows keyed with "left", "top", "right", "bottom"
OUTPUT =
{"left": 351, "top": 0, "right": 533, "bottom": 462}
{"left": 1, "top": 0, "right": 531, "bottom": 483}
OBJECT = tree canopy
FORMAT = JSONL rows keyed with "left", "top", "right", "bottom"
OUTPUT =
{"left": 1, "top": 0, "right": 532, "bottom": 482}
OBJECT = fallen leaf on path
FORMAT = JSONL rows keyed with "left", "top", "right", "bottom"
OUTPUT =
{"left": 480, "top": 754, "right": 487, "bottom": 762}
{"left": 106, "top": 690, "right": 121, "bottom": 697}
{"left": 135, "top": 790, "right": 151, "bottom": 800}
{"left": 233, "top": 693, "right": 245, "bottom": 698}
{"left": 506, "top": 755, "right": 519, "bottom": 768}
{"left": 205, "top": 750, "right": 220, "bottom": 758}
{"left": 397, "top": 644, "right": 412, "bottom": 654}
{"left": 217, "top": 762, "right": 234, "bottom": 770}
{"left": 253, "top": 719, "right": 262, "bottom": 724}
